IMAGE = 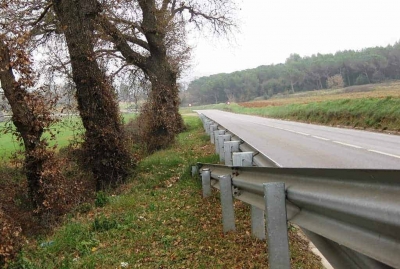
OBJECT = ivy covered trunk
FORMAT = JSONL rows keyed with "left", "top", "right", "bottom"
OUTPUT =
{"left": 137, "top": 0, "right": 185, "bottom": 152}
{"left": 53, "top": 0, "right": 132, "bottom": 190}
{"left": 0, "top": 41, "right": 47, "bottom": 208}
{"left": 139, "top": 60, "right": 185, "bottom": 152}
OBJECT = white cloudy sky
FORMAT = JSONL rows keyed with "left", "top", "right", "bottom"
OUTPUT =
{"left": 186, "top": 0, "right": 400, "bottom": 80}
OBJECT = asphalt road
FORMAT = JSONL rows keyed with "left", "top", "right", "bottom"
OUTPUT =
{"left": 198, "top": 110, "right": 400, "bottom": 169}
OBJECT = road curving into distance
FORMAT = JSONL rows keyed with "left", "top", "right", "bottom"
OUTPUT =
{"left": 198, "top": 109, "right": 400, "bottom": 169}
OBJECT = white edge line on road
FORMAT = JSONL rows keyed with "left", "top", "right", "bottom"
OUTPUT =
{"left": 285, "top": 129, "right": 310, "bottom": 136}
{"left": 294, "top": 131, "right": 310, "bottom": 136}
{"left": 312, "top": 136, "right": 330, "bottom": 141}
{"left": 333, "top": 141, "right": 363, "bottom": 149}
{"left": 368, "top": 150, "right": 400, "bottom": 159}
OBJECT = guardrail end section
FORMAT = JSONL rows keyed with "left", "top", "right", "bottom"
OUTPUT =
{"left": 263, "top": 182, "right": 290, "bottom": 269}
{"left": 191, "top": 165, "right": 198, "bottom": 177}
{"left": 219, "top": 174, "right": 236, "bottom": 233}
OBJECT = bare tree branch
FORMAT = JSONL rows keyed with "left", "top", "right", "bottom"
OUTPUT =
{"left": 31, "top": 3, "right": 53, "bottom": 26}
{"left": 97, "top": 14, "right": 149, "bottom": 71}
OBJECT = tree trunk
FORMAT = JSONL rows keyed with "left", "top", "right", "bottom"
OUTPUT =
{"left": 345, "top": 67, "right": 351, "bottom": 86}
{"left": 136, "top": 0, "right": 185, "bottom": 152}
{"left": 290, "top": 80, "right": 295, "bottom": 92}
{"left": 318, "top": 78, "right": 323, "bottom": 89}
{"left": 139, "top": 57, "right": 185, "bottom": 152}
{"left": 364, "top": 71, "right": 371, "bottom": 84}
{"left": 97, "top": 1, "right": 185, "bottom": 152}
{"left": 52, "top": 0, "right": 132, "bottom": 190}
{"left": 0, "top": 41, "right": 46, "bottom": 208}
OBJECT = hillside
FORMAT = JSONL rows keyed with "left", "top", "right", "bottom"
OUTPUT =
{"left": 182, "top": 42, "right": 400, "bottom": 106}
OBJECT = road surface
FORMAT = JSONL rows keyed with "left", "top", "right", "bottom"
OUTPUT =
{"left": 198, "top": 110, "right": 400, "bottom": 169}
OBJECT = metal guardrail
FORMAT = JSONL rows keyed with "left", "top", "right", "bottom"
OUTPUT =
{"left": 198, "top": 112, "right": 279, "bottom": 168}
{"left": 195, "top": 112, "right": 400, "bottom": 269}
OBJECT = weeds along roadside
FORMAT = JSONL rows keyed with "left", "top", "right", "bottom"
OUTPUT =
{"left": 7, "top": 115, "right": 322, "bottom": 269}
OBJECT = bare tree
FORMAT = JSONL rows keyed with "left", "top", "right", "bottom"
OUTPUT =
{"left": 1, "top": 0, "right": 134, "bottom": 190}
{"left": 97, "top": 0, "right": 236, "bottom": 152}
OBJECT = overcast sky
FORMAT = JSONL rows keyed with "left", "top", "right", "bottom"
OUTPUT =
{"left": 185, "top": 0, "right": 400, "bottom": 80}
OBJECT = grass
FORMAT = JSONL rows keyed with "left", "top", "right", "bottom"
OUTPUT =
{"left": 0, "top": 113, "right": 137, "bottom": 160}
{"left": 11, "top": 116, "right": 322, "bottom": 269}
{"left": 181, "top": 81, "right": 400, "bottom": 132}
{"left": 0, "top": 116, "right": 83, "bottom": 160}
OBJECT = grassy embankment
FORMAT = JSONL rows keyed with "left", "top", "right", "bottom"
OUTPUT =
{"left": 182, "top": 81, "right": 400, "bottom": 132}
{"left": 10, "top": 115, "right": 322, "bottom": 269}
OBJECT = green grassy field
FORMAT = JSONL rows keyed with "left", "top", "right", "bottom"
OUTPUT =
{"left": 0, "top": 117, "right": 83, "bottom": 160}
{"left": 0, "top": 113, "right": 137, "bottom": 160}
{"left": 8, "top": 116, "right": 321, "bottom": 269}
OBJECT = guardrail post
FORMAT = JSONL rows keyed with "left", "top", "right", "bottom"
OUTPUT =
{"left": 218, "top": 134, "right": 231, "bottom": 162}
{"left": 209, "top": 124, "right": 218, "bottom": 143}
{"left": 201, "top": 168, "right": 212, "bottom": 198}
{"left": 251, "top": 206, "right": 266, "bottom": 240}
{"left": 203, "top": 120, "right": 208, "bottom": 133}
{"left": 205, "top": 120, "right": 212, "bottom": 134}
{"left": 233, "top": 152, "right": 253, "bottom": 166}
{"left": 219, "top": 174, "right": 236, "bottom": 233}
{"left": 233, "top": 151, "right": 265, "bottom": 240}
{"left": 214, "top": 130, "right": 225, "bottom": 154}
{"left": 263, "top": 182, "right": 290, "bottom": 269}
{"left": 224, "top": 141, "right": 240, "bottom": 166}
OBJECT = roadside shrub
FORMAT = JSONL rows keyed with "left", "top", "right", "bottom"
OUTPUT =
{"left": 95, "top": 191, "right": 109, "bottom": 208}
{"left": 327, "top": 74, "right": 345, "bottom": 89}
{"left": 92, "top": 215, "right": 118, "bottom": 231}
{"left": 0, "top": 209, "right": 23, "bottom": 268}
{"left": 32, "top": 150, "right": 96, "bottom": 225}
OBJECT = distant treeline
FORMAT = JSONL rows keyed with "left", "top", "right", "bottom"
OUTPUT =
{"left": 182, "top": 42, "right": 400, "bottom": 105}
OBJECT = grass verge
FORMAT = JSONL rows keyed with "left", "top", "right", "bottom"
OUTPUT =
{"left": 181, "top": 82, "right": 400, "bottom": 132}
{"left": 237, "top": 97, "right": 400, "bottom": 131}
{"left": 11, "top": 116, "right": 322, "bottom": 269}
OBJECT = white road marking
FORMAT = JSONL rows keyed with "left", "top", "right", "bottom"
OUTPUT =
{"left": 246, "top": 123, "right": 400, "bottom": 162}
{"left": 285, "top": 129, "right": 310, "bottom": 136}
{"left": 333, "top": 141, "right": 363, "bottom": 149}
{"left": 368, "top": 150, "right": 400, "bottom": 159}
{"left": 312, "top": 136, "right": 330, "bottom": 141}
{"left": 294, "top": 131, "right": 310, "bottom": 136}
